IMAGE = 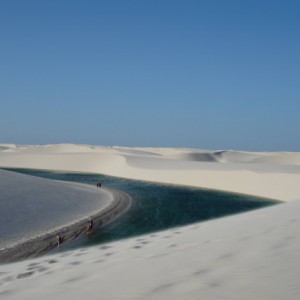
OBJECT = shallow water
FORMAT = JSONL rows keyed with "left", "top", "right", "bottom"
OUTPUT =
{"left": 8, "top": 169, "right": 279, "bottom": 249}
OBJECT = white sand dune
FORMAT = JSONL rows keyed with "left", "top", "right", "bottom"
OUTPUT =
{"left": 1, "top": 144, "right": 300, "bottom": 201}
{"left": 1, "top": 144, "right": 300, "bottom": 299}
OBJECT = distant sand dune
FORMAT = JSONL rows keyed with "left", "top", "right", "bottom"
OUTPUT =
{"left": 1, "top": 144, "right": 300, "bottom": 201}
{"left": 214, "top": 150, "right": 300, "bottom": 165}
{"left": 163, "top": 151, "right": 219, "bottom": 162}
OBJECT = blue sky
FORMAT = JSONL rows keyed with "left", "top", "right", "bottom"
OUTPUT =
{"left": 1, "top": 0, "right": 299, "bottom": 150}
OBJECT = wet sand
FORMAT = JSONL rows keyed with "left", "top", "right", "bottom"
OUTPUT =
{"left": 0, "top": 170, "right": 131, "bottom": 263}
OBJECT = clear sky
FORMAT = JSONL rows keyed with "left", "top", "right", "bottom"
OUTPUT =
{"left": 1, "top": 0, "right": 299, "bottom": 151}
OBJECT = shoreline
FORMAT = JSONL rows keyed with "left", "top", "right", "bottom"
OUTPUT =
{"left": 0, "top": 188, "right": 132, "bottom": 264}
{"left": 2, "top": 167, "right": 282, "bottom": 203}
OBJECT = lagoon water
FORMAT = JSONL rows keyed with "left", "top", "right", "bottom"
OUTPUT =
{"left": 9, "top": 169, "right": 278, "bottom": 249}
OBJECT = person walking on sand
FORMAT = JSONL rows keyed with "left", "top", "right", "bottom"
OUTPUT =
{"left": 87, "top": 218, "right": 93, "bottom": 233}
{"left": 56, "top": 234, "right": 62, "bottom": 247}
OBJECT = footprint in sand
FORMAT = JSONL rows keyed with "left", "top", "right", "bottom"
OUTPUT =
{"left": 69, "top": 261, "right": 81, "bottom": 266}
{"left": 217, "top": 253, "right": 234, "bottom": 261}
{"left": 208, "top": 280, "right": 222, "bottom": 288}
{"left": 74, "top": 252, "right": 86, "bottom": 257}
{"left": 17, "top": 271, "right": 34, "bottom": 279}
{"left": 193, "top": 268, "right": 211, "bottom": 276}
{"left": 27, "top": 262, "right": 39, "bottom": 267}
{"left": 136, "top": 238, "right": 145, "bottom": 242}
{"left": 47, "top": 259, "right": 58, "bottom": 264}
{"left": 99, "top": 245, "right": 112, "bottom": 250}
{"left": 163, "top": 235, "right": 172, "bottom": 239}
{"left": 37, "top": 267, "right": 48, "bottom": 273}
{"left": 64, "top": 276, "right": 83, "bottom": 284}
{"left": 133, "top": 245, "right": 142, "bottom": 249}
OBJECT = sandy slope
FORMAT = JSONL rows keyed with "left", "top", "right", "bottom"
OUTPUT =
{"left": 1, "top": 144, "right": 300, "bottom": 299}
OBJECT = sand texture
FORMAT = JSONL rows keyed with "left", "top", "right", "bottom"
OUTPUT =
{"left": 0, "top": 144, "right": 300, "bottom": 299}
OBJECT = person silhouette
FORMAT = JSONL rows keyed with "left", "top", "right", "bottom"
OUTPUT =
{"left": 87, "top": 219, "right": 93, "bottom": 233}
{"left": 56, "top": 234, "right": 62, "bottom": 247}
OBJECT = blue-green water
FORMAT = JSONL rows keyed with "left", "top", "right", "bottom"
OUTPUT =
{"left": 7, "top": 169, "right": 279, "bottom": 249}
